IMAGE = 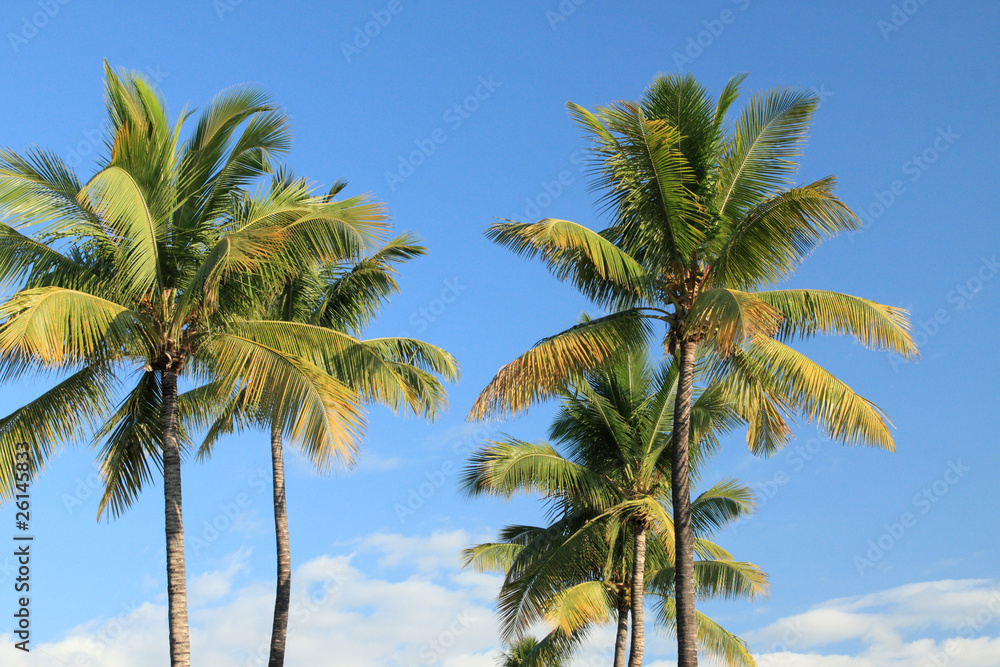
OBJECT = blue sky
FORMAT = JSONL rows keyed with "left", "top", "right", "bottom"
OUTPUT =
{"left": 1, "top": 0, "right": 998, "bottom": 664}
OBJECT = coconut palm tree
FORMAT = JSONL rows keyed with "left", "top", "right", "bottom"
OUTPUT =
{"left": 469, "top": 74, "right": 917, "bottom": 665}
{"left": 464, "top": 351, "right": 767, "bottom": 667}
{"left": 187, "top": 175, "right": 459, "bottom": 667}
{"left": 0, "top": 65, "right": 389, "bottom": 667}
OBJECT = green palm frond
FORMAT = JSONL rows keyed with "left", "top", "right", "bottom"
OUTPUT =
{"left": 93, "top": 371, "right": 164, "bottom": 519}
{"left": 77, "top": 166, "right": 162, "bottom": 297}
{"left": 461, "top": 438, "right": 613, "bottom": 506}
{"left": 570, "top": 100, "right": 705, "bottom": 267}
{"left": 709, "top": 177, "right": 861, "bottom": 289}
{"left": 462, "top": 542, "right": 526, "bottom": 573}
{"left": 0, "top": 365, "right": 118, "bottom": 500}
{"left": 715, "top": 87, "right": 817, "bottom": 221}
{"left": 690, "top": 479, "right": 757, "bottom": 536}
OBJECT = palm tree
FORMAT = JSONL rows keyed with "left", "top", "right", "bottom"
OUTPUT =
{"left": 469, "top": 74, "right": 917, "bottom": 665}
{"left": 0, "top": 65, "right": 388, "bottom": 667}
{"left": 188, "top": 175, "right": 459, "bottom": 667}
{"left": 464, "top": 351, "right": 767, "bottom": 667}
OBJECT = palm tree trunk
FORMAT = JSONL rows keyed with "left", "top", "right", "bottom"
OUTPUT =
{"left": 670, "top": 338, "right": 699, "bottom": 666}
{"left": 268, "top": 423, "right": 292, "bottom": 667}
{"left": 627, "top": 525, "right": 647, "bottom": 667}
{"left": 613, "top": 589, "right": 630, "bottom": 667}
{"left": 161, "top": 368, "right": 190, "bottom": 667}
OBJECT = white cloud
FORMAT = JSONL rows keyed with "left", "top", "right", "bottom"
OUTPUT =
{"left": 751, "top": 579, "right": 1000, "bottom": 666}
{"left": 2, "top": 536, "right": 998, "bottom": 667}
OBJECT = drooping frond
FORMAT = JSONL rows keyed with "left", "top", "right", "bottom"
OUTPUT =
{"left": 756, "top": 289, "right": 917, "bottom": 358}
{"left": 469, "top": 309, "right": 652, "bottom": 420}
{"left": 461, "top": 542, "right": 525, "bottom": 574}
{"left": 709, "top": 177, "right": 861, "bottom": 289}
{"left": 485, "top": 218, "right": 650, "bottom": 309}
{"left": 77, "top": 165, "right": 162, "bottom": 298}
{"left": 687, "top": 288, "right": 783, "bottom": 355}
{"left": 654, "top": 596, "right": 758, "bottom": 667}
{"left": 544, "top": 580, "right": 616, "bottom": 635}
{"left": 197, "top": 331, "right": 365, "bottom": 471}
{"left": 94, "top": 371, "right": 164, "bottom": 519}
{"left": 0, "top": 287, "right": 153, "bottom": 372}
{"left": 690, "top": 479, "right": 757, "bottom": 536}
{"left": 713, "top": 337, "right": 896, "bottom": 452}
{"left": 0, "top": 364, "right": 118, "bottom": 500}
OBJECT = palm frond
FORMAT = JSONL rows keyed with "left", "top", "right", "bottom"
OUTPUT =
{"left": 469, "top": 309, "right": 652, "bottom": 420}
{"left": 756, "top": 289, "right": 917, "bottom": 358}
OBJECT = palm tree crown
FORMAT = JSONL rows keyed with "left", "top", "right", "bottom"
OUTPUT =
{"left": 465, "top": 351, "right": 767, "bottom": 667}
{"left": 469, "top": 73, "right": 917, "bottom": 667}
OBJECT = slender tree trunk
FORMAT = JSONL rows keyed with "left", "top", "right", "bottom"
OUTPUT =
{"left": 268, "top": 423, "right": 292, "bottom": 667}
{"left": 162, "top": 369, "right": 190, "bottom": 667}
{"left": 613, "top": 589, "right": 630, "bottom": 667}
{"left": 627, "top": 525, "right": 647, "bottom": 667}
{"left": 670, "top": 338, "right": 699, "bottom": 667}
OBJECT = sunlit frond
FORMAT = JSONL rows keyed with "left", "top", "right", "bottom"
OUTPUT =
{"left": 756, "top": 289, "right": 917, "bottom": 358}
{"left": 470, "top": 309, "right": 652, "bottom": 420}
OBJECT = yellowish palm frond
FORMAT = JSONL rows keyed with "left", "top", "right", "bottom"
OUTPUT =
{"left": 485, "top": 218, "right": 651, "bottom": 308}
{"left": 198, "top": 331, "right": 365, "bottom": 471}
{"left": 0, "top": 287, "right": 153, "bottom": 371}
{"left": 688, "top": 288, "right": 783, "bottom": 355}
{"left": 544, "top": 581, "right": 616, "bottom": 636}
{"left": 469, "top": 309, "right": 651, "bottom": 420}
{"left": 756, "top": 289, "right": 917, "bottom": 358}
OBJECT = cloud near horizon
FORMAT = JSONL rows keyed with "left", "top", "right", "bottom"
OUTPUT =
{"left": 2, "top": 531, "right": 998, "bottom": 666}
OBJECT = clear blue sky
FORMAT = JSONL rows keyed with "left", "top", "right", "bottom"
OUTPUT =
{"left": 1, "top": 1, "right": 998, "bottom": 664}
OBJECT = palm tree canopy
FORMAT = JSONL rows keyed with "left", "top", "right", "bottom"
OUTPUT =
{"left": 185, "top": 175, "right": 460, "bottom": 470}
{"left": 0, "top": 64, "right": 391, "bottom": 513}
{"left": 463, "top": 352, "right": 766, "bottom": 666}
{"left": 470, "top": 73, "right": 916, "bottom": 457}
